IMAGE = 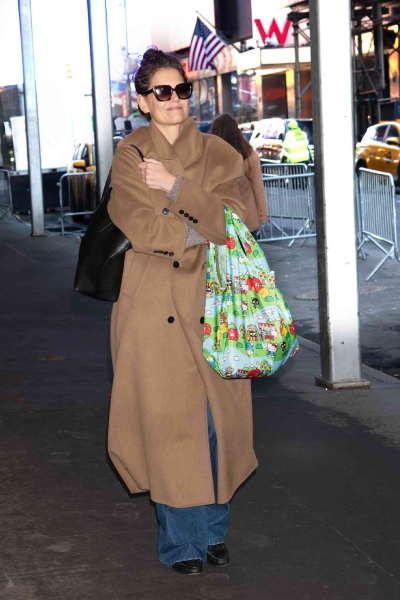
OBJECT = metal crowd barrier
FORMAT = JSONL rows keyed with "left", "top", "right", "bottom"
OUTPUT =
{"left": 0, "top": 169, "right": 13, "bottom": 220}
{"left": 258, "top": 172, "right": 316, "bottom": 247}
{"left": 260, "top": 162, "right": 309, "bottom": 177}
{"left": 357, "top": 167, "right": 399, "bottom": 281}
{"left": 58, "top": 171, "right": 96, "bottom": 235}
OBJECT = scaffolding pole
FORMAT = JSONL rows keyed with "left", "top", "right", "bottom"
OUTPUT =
{"left": 87, "top": 0, "right": 114, "bottom": 200}
{"left": 309, "top": 0, "right": 370, "bottom": 390}
{"left": 293, "top": 21, "right": 302, "bottom": 118}
{"left": 18, "top": 0, "right": 44, "bottom": 236}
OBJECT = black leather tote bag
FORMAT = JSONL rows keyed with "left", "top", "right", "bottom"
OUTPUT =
{"left": 74, "top": 145, "right": 144, "bottom": 302}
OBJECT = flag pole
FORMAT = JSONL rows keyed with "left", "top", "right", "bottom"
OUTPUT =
{"left": 195, "top": 11, "right": 241, "bottom": 52}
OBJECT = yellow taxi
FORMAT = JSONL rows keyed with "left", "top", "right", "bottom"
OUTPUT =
{"left": 67, "top": 138, "right": 124, "bottom": 220}
{"left": 355, "top": 121, "right": 400, "bottom": 181}
{"left": 67, "top": 142, "right": 97, "bottom": 220}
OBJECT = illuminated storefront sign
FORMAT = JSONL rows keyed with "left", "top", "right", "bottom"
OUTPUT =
{"left": 254, "top": 18, "right": 291, "bottom": 46}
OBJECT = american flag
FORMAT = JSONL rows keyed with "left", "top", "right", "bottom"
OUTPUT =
{"left": 188, "top": 18, "right": 225, "bottom": 72}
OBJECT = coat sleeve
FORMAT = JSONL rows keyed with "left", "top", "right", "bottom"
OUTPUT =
{"left": 167, "top": 144, "right": 246, "bottom": 246}
{"left": 248, "top": 150, "right": 268, "bottom": 224}
{"left": 107, "top": 143, "right": 187, "bottom": 261}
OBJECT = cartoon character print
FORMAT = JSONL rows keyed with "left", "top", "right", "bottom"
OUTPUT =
{"left": 226, "top": 273, "right": 232, "bottom": 291}
{"left": 266, "top": 272, "right": 276, "bottom": 288}
{"left": 289, "top": 320, "right": 296, "bottom": 335}
{"left": 224, "top": 366, "right": 235, "bottom": 378}
{"left": 228, "top": 325, "right": 239, "bottom": 341}
{"left": 204, "top": 323, "right": 211, "bottom": 337}
{"left": 206, "top": 283, "right": 213, "bottom": 298}
{"left": 234, "top": 276, "right": 241, "bottom": 294}
{"left": 259, "top": 322, "right": 278, "bottom": 341}
{"left": 240, "top": 276, "right": 248, "bottom": 294}
{"left": 264, "top": 307, "right": 279, "bottom": 321}
{"left": 237, "top": 368, "right": 249, "bottom": 378}
{"left": 247, "top": 325, "right": 258, "bottom": 342}
{"left": 219, "top": 310, "right": 227, "bottom": 326}
{"left": 267, "top": 342, "right": 278, "bottom": 357}
{"left": 231, "top": 212, "right": 242, "bottom": 223}
{"left": 246, "top": 342, "right": 254, "bottom": 356}
{"left": 280, "top": 318, "right": 288, "bottom": 337}
{"left": 247, "top": 368, "right": 262, "bottom": 378}
{"left": 242, "top": 301, "right": 248, "bottom": 316}
{"left": 247, "top": 277, "right": 262, "bottom": 293}
{"left": 251, "top": 297, "right": 260, "bottom": 309}
{"left": 206, "top": 354, "right": 218, "bottom": 369}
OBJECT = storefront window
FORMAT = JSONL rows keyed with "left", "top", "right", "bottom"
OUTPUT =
{"left": 231, "top": 73, "right": 257, "bottom": 124}
{"left": 199, "top": 77, "right": 218, "bottom": 123}
{"left": 300, "top": 70, "right": 312, "bottom": 119}
{"left": 189, "top": 82, "right": 197, "bottom": 119}
{"left": 262, "top": 73, "right": 287, "bottom": 119}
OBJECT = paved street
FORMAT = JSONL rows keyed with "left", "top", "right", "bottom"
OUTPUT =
{"left": 1, "top": 215, "right": 400, "bottom": 599}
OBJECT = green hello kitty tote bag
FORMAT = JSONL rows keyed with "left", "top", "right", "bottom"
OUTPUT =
{"left": 203, "top": 206, "right": 299, "bottom": 379}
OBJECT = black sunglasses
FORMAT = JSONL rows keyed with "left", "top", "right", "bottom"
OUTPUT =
{"left": 142, "top": 83, "right": 193, "bottom": 102}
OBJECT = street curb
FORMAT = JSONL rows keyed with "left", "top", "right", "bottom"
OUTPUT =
{"left": 297, "top": 335, "right": 400, "bottom": 385}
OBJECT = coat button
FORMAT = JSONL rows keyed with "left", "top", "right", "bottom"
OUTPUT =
{"left": 169, "top": 252, "right": 174, "bottom": 256}
{"left": 193, "top": 219, "right": 198, "bottom": 223}
{"left": 168, "top": 316, "right": 175, "bottom": 323}
{"left": 184, "top": 213, "right": 189, "bottom": 217}
{"left": 173, "top": 261, "right": 179, "bottom": 268}
{"left": 179, "top": 209, "right": 184, "bottom": 214}
{"left": 163, "top": 251, "right": 168, "bottom": 255}
{"left": 162, "top": 207, "right": 169, "bottom": 215}
{"left": 200, "top": 317, "right": 204, "bottom": 324}
{"left": 189, "top": 216, "right": 194, "bottom": 220}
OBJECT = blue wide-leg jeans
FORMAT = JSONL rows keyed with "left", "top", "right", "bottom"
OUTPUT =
{"left": 155, "top": 402, "right": 230, "bottom": 567}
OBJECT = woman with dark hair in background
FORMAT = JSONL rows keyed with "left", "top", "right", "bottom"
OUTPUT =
{"left": 107, "top": 48, "right": 258, "bottom": 575}
{"left": 210, "top": 114, "right": 268, "bottom": 238}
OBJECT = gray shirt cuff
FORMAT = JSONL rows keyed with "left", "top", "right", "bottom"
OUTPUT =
{"left": 166, "top": 175, "right": 207, "bottom": 247}
{"left": 184, "top": 222, "right": 208, "bottom": 248}
{"left": 166, "top": 175, "right": 183, "bottom": 203}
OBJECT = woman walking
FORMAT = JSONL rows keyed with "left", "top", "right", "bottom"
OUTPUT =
{"left": 210, "top": 114, "right": 268, "bottom": 238}
{"left": 107, "top": 48, "right": 258, "bottom": 575}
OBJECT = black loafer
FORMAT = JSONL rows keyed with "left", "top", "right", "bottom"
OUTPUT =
{"left": 172, "top": 559, "right": 203, "bottom": 575}
{"left": 207, "top": 543, "right": 230, "bottom": 567}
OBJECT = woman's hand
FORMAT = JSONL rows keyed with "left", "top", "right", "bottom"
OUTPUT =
{"left": 138, "top": 159, "right": 176, "bottom": 193}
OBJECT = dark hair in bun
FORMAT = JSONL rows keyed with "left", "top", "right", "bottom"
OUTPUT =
{"left": 134, "top": 47, "right": 187, "bottom": 121}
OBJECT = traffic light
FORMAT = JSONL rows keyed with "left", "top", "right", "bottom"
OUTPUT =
{"left": 66, "top": 63, "right": 73, "bottom": 78}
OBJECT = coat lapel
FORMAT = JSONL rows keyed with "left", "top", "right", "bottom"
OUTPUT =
{"left": 148, "top": 117, "right": 202, "bottom": 171}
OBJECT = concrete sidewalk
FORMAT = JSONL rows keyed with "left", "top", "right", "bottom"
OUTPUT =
{"left": 1, "top": 216, "right": 400, "bottom": 600}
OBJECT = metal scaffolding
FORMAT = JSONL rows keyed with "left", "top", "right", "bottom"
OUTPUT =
{"left": 287, "top": 0, "right": 400, "bottom": 138}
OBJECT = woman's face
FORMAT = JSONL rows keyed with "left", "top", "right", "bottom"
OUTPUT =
{"left": 138, "top": 67, "right": 190, "bottom": 129}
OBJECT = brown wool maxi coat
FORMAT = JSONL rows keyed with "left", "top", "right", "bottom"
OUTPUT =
{"left": 107, "top": 117, "right": 258, "bottom": 508}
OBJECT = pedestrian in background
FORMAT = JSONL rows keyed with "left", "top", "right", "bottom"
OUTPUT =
{"left": 282, "top": 119, "right": 310, "bottom": 164}
{"left": 107, "top": 48, "right": 258, "bottom": 576}
{"left": 210, "top": 114, "right": 268, "bottom": 238}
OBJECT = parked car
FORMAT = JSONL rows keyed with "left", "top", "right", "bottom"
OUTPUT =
{"left": 238, "top": 121, "right": 258, "bottom": 142}
{"left": 249, "top": 118, "right": 314, "bottom": 163}
{"left": 355, "top": 121, "right": 400, "bottom": 181}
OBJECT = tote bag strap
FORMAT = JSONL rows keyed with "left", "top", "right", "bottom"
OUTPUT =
{"left": 100, "top": 144, "right": 145, "bottom": 204}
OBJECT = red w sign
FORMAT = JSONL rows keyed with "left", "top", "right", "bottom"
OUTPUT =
{"left": 255, "top": 18, "right": 292, "bottom": 46}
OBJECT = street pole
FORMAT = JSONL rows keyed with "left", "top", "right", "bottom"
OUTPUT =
{"left": 124, "top": 0, "right": 131, "bottom": 117}
{"left": 373, "top": 0, "right": 385, "bottom": 122}
{"left": 87, "top": 0, "right": 114, "bottom": 200}
{"left": 309, "top": 0, "right": 370, "bottom": 390}
{"left": 18, "top": 0, "right": 44, "bottom": 236}
{"left": 293, "top": 21, "right": 301, "bottom": 119}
